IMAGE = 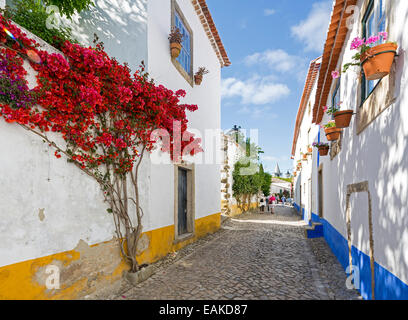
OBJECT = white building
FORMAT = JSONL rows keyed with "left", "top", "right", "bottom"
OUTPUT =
{"left": 0, "top": 0, "right": 229, "bottom": 299}
{"left": 292, "top": 0, "right": 408, "bottom": 300}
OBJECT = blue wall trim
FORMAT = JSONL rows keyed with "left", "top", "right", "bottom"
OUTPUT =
{"left": 321, "top": 218, "right": 408, "bottom": 300}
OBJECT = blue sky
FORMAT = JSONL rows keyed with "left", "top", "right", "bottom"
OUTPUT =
{"left": 206, "top": 0, "right": 333, "bottom": 174}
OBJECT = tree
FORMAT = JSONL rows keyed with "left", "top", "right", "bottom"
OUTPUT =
{"left": 260, "top": 164, "right": 272, "bottom": 197}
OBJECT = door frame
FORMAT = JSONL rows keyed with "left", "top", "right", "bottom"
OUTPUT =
{"left": 318, "top": 164, "right": 323, "bottom": 218}
{"left": 174, "top": 162, "right": 195, "bottom": 243}
{"left": 345, "top": 181, "right": 375, "bottom": 299}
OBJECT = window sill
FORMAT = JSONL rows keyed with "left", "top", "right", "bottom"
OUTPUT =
{"left": 173, "top": 232, "right": 195, "bottom": 244}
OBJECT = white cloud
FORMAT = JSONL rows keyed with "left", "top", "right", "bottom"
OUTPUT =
{"left": 238, "top": 106, "right": 278, "bottom": 119}
{"left": 291, "top": 1, "right": 333, "bottom": 53}
{"left": 221, "top": 76, "right": 290, "bottom": 105}
{"left": 264, "top": 9, "right": 276, "bottom": 16}
{"left": 244, "top": 49, "right": 304, "bottom": 73}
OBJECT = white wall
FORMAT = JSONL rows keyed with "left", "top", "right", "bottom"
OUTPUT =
{"left": 315, "top": 0, "right": 408, "bottom": 285}
{"left": 147, "top": 0, "right": 222, "bottom": 228}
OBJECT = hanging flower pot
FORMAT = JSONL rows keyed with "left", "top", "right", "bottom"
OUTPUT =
{"left": 318, "top": 146, "right": 330, "bottom": 156}
{"left": 325, "top": 127, "right": 342, "bottom": 141}
{"left": 194, "top": 74, "right": 203, "bottom": 85}
{"left": 170, "top": 42, "right": 182, "bottom": 58}
{"left": 360, "top": 42, "right": 398, "bottom": 81}
{"left": 302, "top": 154, "right": 307, "bottom": 161}
{"left": 194, "top": 67, "right": 209, "bottom": 86}
{"left": 307, "top": 146, "right": 313, "bottom": 154}
{"left": 334, "top": 110, "right": 354, "bottom": 128}
{"left": 168, "top": 27, "right": 183, "bottom": 59}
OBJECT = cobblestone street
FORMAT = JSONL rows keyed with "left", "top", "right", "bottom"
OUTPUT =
{"left": 112, "top": 206, "right": 361, "bottom": 300}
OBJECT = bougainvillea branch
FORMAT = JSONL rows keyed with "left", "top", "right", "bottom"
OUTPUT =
{"left": 0, "top": 14, "right": 202, "bottom": 272}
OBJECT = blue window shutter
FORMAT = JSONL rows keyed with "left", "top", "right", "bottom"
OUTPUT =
{"left": 175, "top": 12, "right": 191, "bottom": 74}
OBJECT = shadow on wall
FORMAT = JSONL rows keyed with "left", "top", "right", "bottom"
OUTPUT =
{"left": 69, "top": 0, "right": 148, "bottom": 72}
{"left": 332, "top": 30, "right": 408, "bottom": 300}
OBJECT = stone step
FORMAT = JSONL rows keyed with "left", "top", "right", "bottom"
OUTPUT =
{"left": 305, "top": 222, "right": 324, "bottom": 239}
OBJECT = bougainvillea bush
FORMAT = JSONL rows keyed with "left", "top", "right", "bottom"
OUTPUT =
{"left": 0, "top": 14, "right": 202, "bottom": 272}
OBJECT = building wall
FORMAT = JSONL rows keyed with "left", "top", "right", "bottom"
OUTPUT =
{"left": 294, "top": 0, "right": 408, "bottom": 300}
{"left": 147, "top": 0, "right": 222, "bottom": 229}
{"left": 220, "top": 134, "right": 255, "bottom": 216}
{"left": 0, "top": 0, "right": 222, "bottom": 299}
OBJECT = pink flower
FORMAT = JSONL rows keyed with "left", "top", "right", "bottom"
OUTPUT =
{"left": 366, "top": 35, "right": 380, "bottom": 45}
{"left": 323, "top": 106, "right": 328, "bottom": 112}
{"left": 351, "top": 37, "right": 365, "bottom": 50}
{"left": 379, "top": 31, "right": 388, "bottom": 41}
{"left": 331, "top": 70, "right": 340, "bottom": 79}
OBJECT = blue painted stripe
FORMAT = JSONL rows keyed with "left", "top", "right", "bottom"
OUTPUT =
{"left": 321, "top": 218, "right": 408, "bottom": 300}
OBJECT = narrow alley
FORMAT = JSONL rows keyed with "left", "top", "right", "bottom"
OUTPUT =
{"left": 109, "top": 206, "right": 361, "bottom": 300}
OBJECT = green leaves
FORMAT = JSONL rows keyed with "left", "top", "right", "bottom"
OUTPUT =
{"left": 43, "top": 0, "right": 94, "bottom": 19}
{"left": 5, "top": 0, "right": 75, "bottom": 49}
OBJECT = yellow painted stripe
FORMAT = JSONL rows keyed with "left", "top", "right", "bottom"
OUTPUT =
{"left": 0, "top": 213, "right": 220, "bottom": 300}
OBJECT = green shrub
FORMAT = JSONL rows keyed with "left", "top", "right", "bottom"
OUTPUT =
{"left": 43, "top": 0, "right": 94, "bottom": 19}
{"left": 3, "top": 0, "right": 76, "bottom": 49}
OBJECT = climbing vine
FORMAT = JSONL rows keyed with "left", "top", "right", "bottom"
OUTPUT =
{"left": 0, "top": 14, "right": 202, "bottom": 272}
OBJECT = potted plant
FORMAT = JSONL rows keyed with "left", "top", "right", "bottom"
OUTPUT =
{"left": 343, "top": 32, "right": 398, "bottom": 81}
{"left": 168, "top": 27, "right": 183, "bottom": 58}
{"left": 323, "top": 121, "right": 342, "bottom": 141}
{"left": 324, "top": 101, "right": 354, "bottom": 128}
{"left": 313, "top": 142, "right": 330, "bottom": 156}
{"left": 307, "top": 145, "right": 313, "bottom": 154}
{"left": 302, "top": 153, "right": 307, "bottom": 161}
{"left": 194, "top": 67, "right": 209, "bottom": 85}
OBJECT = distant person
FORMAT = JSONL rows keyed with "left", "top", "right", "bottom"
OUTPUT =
{"left": 282, "top": 196, "right": 286, "bottom": 206}
{"left": 260, "top": 197, "right": 265, "bottom": 213}
{"left": 265, "top": 197, "right": 270, "bottom": 212}
{"left": 270, "top": 195, "right": 276, "bottom": 206}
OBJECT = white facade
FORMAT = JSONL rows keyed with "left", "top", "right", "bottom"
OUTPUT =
{"left": 293, "top": 0, "right": 408, "bottom": 300}
{"left": 0, "top": 0, "right": 226, "bottom": 298}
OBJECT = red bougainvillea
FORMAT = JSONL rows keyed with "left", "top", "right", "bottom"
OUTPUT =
{"left": 0, "top": 14, "right": 202, "bottom": 174}
{"left": 0, "top": 14, "right": 203, "bottom": 272}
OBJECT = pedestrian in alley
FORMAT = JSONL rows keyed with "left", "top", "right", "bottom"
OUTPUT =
{"left": 265, "top": 196, "right": 270, "bottom": 212}
{"left": 260, "top": 197, "right": 265, "bottom": 213}
{"left": 282, "top": 195, "right": 286, "bottom": 206}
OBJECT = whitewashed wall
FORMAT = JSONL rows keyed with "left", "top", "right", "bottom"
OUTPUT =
{"left": 0, "top": 0, "right": 222, "bottom": 268}
{"left": 147, "top": 0, "right": 222, "bottom": 228}
{"left": 293, "top": 79, "right": 320, "bottom": 222}
{"left": 316, "top": 0, "right": 408, "bottom": 291}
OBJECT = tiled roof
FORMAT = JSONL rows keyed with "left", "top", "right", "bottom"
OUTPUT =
{"left": 191, "top": 0, "right": 231, "bottom": 67}
{"left": 291, "top": 57, "right": 321, "bottom": 156}
{"left": 312, "top": 0, "right": 358, "bottom": 124}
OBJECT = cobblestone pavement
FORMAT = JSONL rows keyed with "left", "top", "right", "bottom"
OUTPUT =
{"left": 112, "top": 205, "right": 361, "bottom": 300}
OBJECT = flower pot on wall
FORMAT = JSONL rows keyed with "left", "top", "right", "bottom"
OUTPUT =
{"left": 360, "top": 43, "right": 398, "bottom": 81}
{"left": 318, "top": 146, "right": 329, "bottom": 156}
{"left": 334, "top": 110, "right": 354, "bottom": 128}
{"left": 170, "top": 42, "right": 182, "bottom": 58}
{"left": 194, "top": 75, "right": 203, "bottom": 85}
{"left": 325, "top": 127, "right": 342, "bottom": 141}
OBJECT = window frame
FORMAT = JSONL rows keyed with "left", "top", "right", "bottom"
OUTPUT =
{"left": 361, "top": 0, "right": 386, "bottom": 104}
{"left": 171, "top": 0, "right": 194, "bottom": 86}
{"left": 331, "top": 78, "right": 341, "bottom": 120}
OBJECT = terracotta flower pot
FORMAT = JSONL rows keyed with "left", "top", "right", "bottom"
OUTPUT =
{"left": 325, "top": 127, "right": 342, "bottom": 141}
{"left": 308, "top": 147, "right": 313, "bottom": 154}
{"left": 360, "top": 43, "right": 398, "bottom": 81}
{"left": 194, "top": 75, "right": 203, "bottom": 85}
{"left": 318, "top": 146, "right": 329, "bottom": 156}
{"left": 334, "top": 110, "right": 354, "bottom": 128}
{"left": 170, "top": 42, "right": 182, "bottom": 58}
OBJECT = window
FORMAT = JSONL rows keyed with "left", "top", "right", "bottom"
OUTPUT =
{"left": 175, "top": 12, "right": 191, "bottom": 75}
{"left": 332, "top": 78, "right": 341, "bottom": 119}
{"left": 171, "top": 0, "right": 193, "bottom": 85}
{"left": 361, "top": 0, "right": 386, "bottom": 101}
